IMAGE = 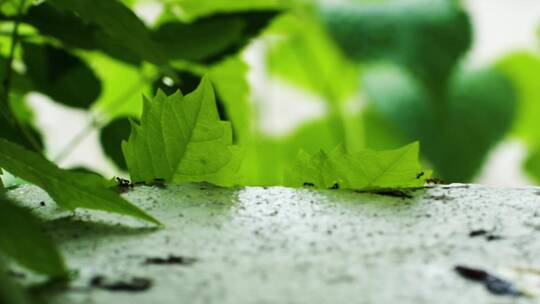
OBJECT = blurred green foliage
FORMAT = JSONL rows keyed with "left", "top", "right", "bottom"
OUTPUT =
{"left": 498, "top": 52, "right": 540, "bottom": 183}
{"left": 1, "top": 0, "right": 538, "bottom": 184}
{"left": 319, "top": 0, "right": 521, "bottom": 182}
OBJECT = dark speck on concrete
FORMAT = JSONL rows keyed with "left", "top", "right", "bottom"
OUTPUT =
{"left": 90, "top": 276, "right": 152, "bottom": 292}
{"left": 144, "top": 255, "right": 197, "bottom": 266}
{"left": 454, "top": 266, "right": 522, "bottom": 297}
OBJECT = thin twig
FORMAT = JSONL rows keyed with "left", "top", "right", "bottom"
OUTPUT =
{"left": 52, "top": 76, "right": 149, "bottom": 163}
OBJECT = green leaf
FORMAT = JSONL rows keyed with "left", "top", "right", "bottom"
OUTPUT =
{"left": 266, "top": 12, "right": 363, "bottom": 151}
{"left": 0, "top": 56, "right": 33, "bottom": 96}
{"left": 241, "top": 119, "right": 346, "bottom": 186}
{"left": 525, "top": 147, "right": 540, "bottom": 183}
{"left": 363, "top": 64, "right": 516, "bottom": 181}
{"left": 498, "top": 52, "right": 540, "bottom": 144}
{"left": 0, "top": 197, "right": 66, "bottom": 277}
{"left": 209, "top": 57, "right": 252, "bottom": 144}
{"left": 100, "top": 117, "right": 134, "bottom": 171}
{"left": 153, "top": 11, "right": 278, "bottom": 63}
{"left": 0, "top": 115, "right": 42, "bottom": 152}
{"left": 153, "top": 70, "right": 202, "bottom": 97}
{"left": 24, "top": 2, "right": 97, "bottom": 49}
{"left": 159, "top": 0, "right": 290, "bottom": 22}
{"left": 152, "top": 19, "right": 245, "bottom": 62}
{"left": 0, "top": 138, "right": 160, "bottom": 225}
{"left": 0, "top": 56, "right": 43, "bottom": 152}
{"left": 89, "top": 53, "right": 149, "bottom": 119}
{"left": 47, "top": 0, "right": 164, "bottom": 64}
{"left": 123, "top": 76, "right": 243, "bottom": 186}
{"left": 21, "top": 42, "right": 102, "bottom": 109}
{"left": 24, "top": 2, "right": 141, "bottom": 65}
{"left": 267, "top": 13, "right": 359, "bottom": 105}
{"left": 286, "top": 142, "right": 427, "bottom": 189}
{"left": 0, "top": 261, "right": 32, "bottom": 304}
{"left": 320, "top": 0, "right": 471, "bottom": 95}
{"left": 498, "top": 53, "right": 540, "bottom": 182}
{"left": 209, "top": 55, "right": 353, "bottom": 186}
{"left": 0, "top": 0, "right": 37, "bottom": 15}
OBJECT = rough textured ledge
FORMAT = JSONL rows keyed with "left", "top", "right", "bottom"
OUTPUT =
{"left": 6, "top": 183, "right": 540, "bottom": 303}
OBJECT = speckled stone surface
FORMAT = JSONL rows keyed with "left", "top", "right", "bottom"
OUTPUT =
{"left": 6, "top": 183, "right": 540, "bottom": 303}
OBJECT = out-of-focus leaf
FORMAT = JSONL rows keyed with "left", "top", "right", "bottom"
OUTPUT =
{"left": 89, "top": 53, "right": 150, "bottom": 119}
{"left": 26, "top": 3, "right": 278, "bottom": 65}
{"left": 153, "top": 11, "right": 279, "bottom": 63}
{"left": 242, "top": 119, "right": 341, "bottom": 186}
{"left": 24, "top": 3, "right": 141, "bottom": 65}
{"left": 0, "top": 0, "right": 38, "bottom": 15}
{"left": 0, "top": 197, "right": 66, "bottom": 277}
{"left": 361, "top": 107, "right": 407, "bottom": 151}
{"left": 498, "top": 52, "right": 540, "bottom": 144}
{"left": 210, "top": 48, "right": 356, "bottom": 185}
{"left": 47, "top": 0, "right": 165, "bottom": 64}
{"left": 320, "top": 0, "right": 471, "bottom": 95}
{"left": 158, "top": 0, "right": 291, "bottom": 22}
{"left": 123, "top": 77, "right": 243, "bottom": 186}
{"left": 267, "top": 13, "right": 359, "bottom": 105}
{"left": 285, "top": 141, "right": 427, "bottom": 189}
{"left": 24, "top": 2, "right": 99, "bottom": 50}
{"left": 0, "top": 56, "right": 33, "bottom": 96}
{"left": 266, "top": 12, "right": 363, "bottom": 151}
{"left": 100, "top": 117, "right": 136, "bottom": 170}
{"left": 0, "top": 114, "right": 42, "bottom": 152}
{"left": 0, "top": 138, "right": 160, "bottom": 225}
{"left": 153, "top": 70, "right": 202, "bottom": 97}
{"left": 0, "top": 261, "right": 32, "bottom": 304}
{"left": 363, "top": 64, "right": 516, "bottom": 181}
{"left": 0, "top": 56, "right": 43, "bottom": 151}
{"left": 67, "top": 166, "right": 104, "bottom": 178}
{"left": 153, "top": 19, "right": 244, "bottom": 61}
{"left": 209, "top": 57, "right": 252, "bottom": 143}
{"left": 525, "top": 147, "right": 540, "bottom": 183}
{"left": 21, "top": 42, "right": 101, "bottom": 109}
{"left": 499, "top": 52, "right": 540, "bottom": 182}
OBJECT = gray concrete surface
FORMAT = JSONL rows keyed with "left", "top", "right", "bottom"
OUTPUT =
{"left": 6, "top": 183, "right": 540, "bottom": 303}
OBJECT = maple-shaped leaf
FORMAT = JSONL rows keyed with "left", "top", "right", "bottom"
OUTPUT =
{"left": 123, "top": 76, "right": 243, "bottom": 187}
{"left": 286, "top": 142, "right": 428, "bottom": 189}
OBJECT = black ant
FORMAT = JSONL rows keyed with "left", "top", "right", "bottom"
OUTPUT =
{"left": 330, "top": 183, "right": 339, "bottom": 190}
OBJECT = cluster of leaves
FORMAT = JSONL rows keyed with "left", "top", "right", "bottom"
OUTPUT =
{"left": 123, "top": 76, "right": 426, "bottom": 189}
{"left": 317, "top": 0, "right": 519, "bottom": 182}
{"left": 307, "top": 0, "right": 540, "bottom": 183}
{"left": 0, "top": 0, "right": 286, "bottom": 299}
{"left": 0, "top": 0, "right": 430, "bottom": 300}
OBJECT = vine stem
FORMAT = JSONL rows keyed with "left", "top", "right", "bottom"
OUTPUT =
{"left": 1, "top": 0, "right": 41, "bottom": 152}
